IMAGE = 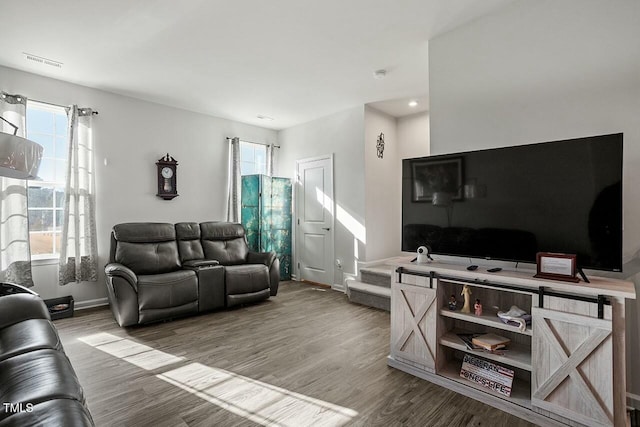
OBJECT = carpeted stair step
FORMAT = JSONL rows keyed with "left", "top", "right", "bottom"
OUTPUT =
{"left": 359, "top": 266, "right": 393, "bottom": 288}
{"left": 346, "top": 279, "right": 390, "bottom": 311}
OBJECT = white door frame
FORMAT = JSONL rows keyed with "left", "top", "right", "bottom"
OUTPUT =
{"left": 294, "top": 154, "right": 335, "bottom": 287}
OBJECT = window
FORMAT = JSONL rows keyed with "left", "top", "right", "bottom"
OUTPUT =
{"left": 240, "top": 141, "right": 267, "bottom": 176}
{"left": 26, "top": 101, "right": 68, "bottom": 258}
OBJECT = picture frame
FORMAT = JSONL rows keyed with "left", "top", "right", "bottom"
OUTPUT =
{"left": 534, "top": 252, "right": 579, "bottom": 283}
{"left": 411, "top": 157, "right": 463, "bottom": 202}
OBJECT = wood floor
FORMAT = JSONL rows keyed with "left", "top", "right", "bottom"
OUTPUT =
{"left": 55, "top": 281, "right": 536, "bottom": 427}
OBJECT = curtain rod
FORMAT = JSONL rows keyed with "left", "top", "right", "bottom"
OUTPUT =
{"left": 3, "top": 93, "right": 98, "bottom": 114}
{"left": 226, "top": 137, "right": 280, "bottom": 148}
{"left": 30, "top": 98, "right": 99, "bottom": 115}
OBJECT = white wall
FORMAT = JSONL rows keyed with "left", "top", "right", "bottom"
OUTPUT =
{"left": 277, "top": 105, "right": 430, "bottom": 285}
{"left": 429, "top": 0, "right": 640, "bottom": 401}
{"left": 276, "top": 106, "right": 365, "bottom": 287}
{"left": 0, "top": 65, "right": 277, "bottom": 307}
{"left": 397, "top": 111, "right": 430, "bottom": 160}
{"left": 397, "top": 111, "right": 430, "bottom": 257}
{"left": 364, "top": 106, "right": 400, "bottom": 261}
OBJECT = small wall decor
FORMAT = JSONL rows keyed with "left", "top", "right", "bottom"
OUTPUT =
{"left": 156, "top": 153, "right": 178, "bottom": 200}
{"left": 376, "top": 132, "right": 385, "bottom": 159}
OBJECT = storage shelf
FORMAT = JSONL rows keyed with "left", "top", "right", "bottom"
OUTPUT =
{"left": 439, "top": 309, "right": 532, "bottom": 336}
{"left": 438, "top": 362, "right": 531, "bottom": 409}
{"left": 390, "top": 260, "right": 632, "bottom": 426}
{"left": 440, "top": 331, "right": 532, "bottom": 371}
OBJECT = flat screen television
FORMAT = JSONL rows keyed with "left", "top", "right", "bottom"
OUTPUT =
{"left": 401, "top": 133, "right": 623, "bottom": 272}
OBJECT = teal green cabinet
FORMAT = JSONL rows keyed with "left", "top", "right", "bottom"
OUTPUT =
{"left": 241, "top": 175, "right": 292, "bottom": 280}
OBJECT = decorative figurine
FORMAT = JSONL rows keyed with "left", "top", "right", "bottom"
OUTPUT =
{"left": 474, "top": 299, "right": 483, "bottom": 316}
{"left": 461, "top": 285, "right": 472, "bottom": 313}
{"left": 448, "top": 294, "right": 457, "bottom": 310}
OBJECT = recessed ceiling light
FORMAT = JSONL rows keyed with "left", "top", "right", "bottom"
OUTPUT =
{"left": 257, "top": 115, "right": 275, "bottom": 121}
{"left": 408, "top": 100, "right": 418, "bottom": 107}
{"left": 373, "top": 69, "right": 387, "bottom": 79}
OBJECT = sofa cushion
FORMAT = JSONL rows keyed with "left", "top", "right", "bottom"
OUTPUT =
{"left": 0, "top": 349, "right": 85, "bottom": 422}
{"left": 137, "top": 270, "right": 198, "bottom": 311}
{"left": 112, "top": 223, "right": 180, "bottom": 275}
{"left": 137, "top": 270, "right": 199, "bottom": 324}
{"left": 225, "top": 264, "right": 270, "bottom": 295}
{"left": 0, "top": 399, "right": 94, "bottom": 427}
{"left": 113, "top": 222, "right": 176, "bottom": 243}
{"left": 176, "top": 222, "right": 205, "bottom": 262}
{"left": 115, "top": 241, "right": 181, "bottom": 275}
{"left": 200, "top": 222, "right": 248, "bottom": 265}
{"left": 0, "top": 319, "right": 62, "bottom": 362}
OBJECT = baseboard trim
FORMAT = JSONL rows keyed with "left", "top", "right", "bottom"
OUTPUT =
{"left": 332, "top": 283, "right": 345, "bottom": 293}
{"left": 75, "top": 297, "right": 109, "bottom": 310}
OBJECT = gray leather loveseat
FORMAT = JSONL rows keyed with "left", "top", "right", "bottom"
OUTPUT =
{"left": 105, "top": 222, "right": 279, "bottom": 327}
{"left": 0, "top": 284, "right": 94, "bottom": 427}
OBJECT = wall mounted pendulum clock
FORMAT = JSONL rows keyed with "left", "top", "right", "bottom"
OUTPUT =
{"left": 156, "top": 153, "right": 178, "bottom": 200}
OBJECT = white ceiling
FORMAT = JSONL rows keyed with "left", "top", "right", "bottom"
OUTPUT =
{"left": 0, "top": 0, "right": 516, "bottom": 130}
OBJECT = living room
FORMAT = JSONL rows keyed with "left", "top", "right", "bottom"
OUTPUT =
{"left": 1, "top": 1, "right": 640, "bottom": 426}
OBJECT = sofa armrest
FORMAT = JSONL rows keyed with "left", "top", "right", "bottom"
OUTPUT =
{"left": 0, "top": 282, "right": 39, "bottom": 297}
{"left": 247, "top": 251, "right": 276, "bottom": 268}
{"left": 0, "top": 293, "right": 51, "bottom": 329}
{"left": 104, "top": 263, "right": 140, "bottom": 327}
{"left": 248, "top": 251, "right": 280, "bottom": 296}
{"left": 105, "top": 263, "right": 138, "bottom": 291}
{"left": 183, "top": 259, "right": 220, "bottom": 269}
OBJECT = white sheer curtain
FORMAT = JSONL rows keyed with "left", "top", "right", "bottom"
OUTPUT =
{"left": 226, "top": 137, "right": 241, "bottom": 222}
{"left": 267, "top": 144, "right": 275, "bottom": 177}
{"left": 0, "top": 92, "right": 34, "bottom": 286}
{"left": 226, "top": 138, "right": 276, "bottom": 222}
{"left": 58, "top": 105, "right": 98, "bottom": 286}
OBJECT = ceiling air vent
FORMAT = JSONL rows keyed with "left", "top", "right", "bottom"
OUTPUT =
{"left": 23, "top": 52, "right": 63, "bottom": 69}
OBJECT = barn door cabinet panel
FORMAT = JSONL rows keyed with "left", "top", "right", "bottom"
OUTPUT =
{"left": 531, "top": 297, "right": 620, "bottom": 427}
{"left": 387, "top": 261, "right": 635, "bottom": 427}
{"left": 390, "top": 272, "right": 437, "bottom": 372}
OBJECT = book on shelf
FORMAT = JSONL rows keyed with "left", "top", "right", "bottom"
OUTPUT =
{"left": 471, "top": 333, "right": 511, "bottom": 351}
{"left": 456, "top": 333, "right": 483, "bottom": 350}
{"left": 460, "top": 354, "right": 514, "bottom": 397}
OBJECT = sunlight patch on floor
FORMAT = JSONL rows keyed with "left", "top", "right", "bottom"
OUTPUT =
{"left": 158, "top": 363, "right": 358, "bottom": 427}
{"left": 78, "top": 332, "right": 184, "bottom": 370}
{"left": 79, "top": 333, "right": 358, "bottom": 426}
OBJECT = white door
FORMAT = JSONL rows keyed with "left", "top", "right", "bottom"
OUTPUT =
{"left": 296, "top": 155, "right": 334, "bottom": 286}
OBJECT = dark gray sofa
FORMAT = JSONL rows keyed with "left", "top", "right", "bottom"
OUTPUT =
{"left": 0, "top": 284, "right": 94, "bottom": 427}
{"left": 105, "top": 222, "right": 279, "bottom": 327}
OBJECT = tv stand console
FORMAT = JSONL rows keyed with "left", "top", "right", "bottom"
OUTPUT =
{"left": 388, "top": 261, "right": 636, "bottom": 427}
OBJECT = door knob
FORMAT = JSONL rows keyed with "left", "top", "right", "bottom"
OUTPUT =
{"left": 322, "top": 227, "right": 331, "bottom": 231}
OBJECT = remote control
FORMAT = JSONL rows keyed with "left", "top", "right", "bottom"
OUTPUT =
{"left": 487, "top": 267, "right": 502, "bottom": 273}
{"left": 466, "top": 265, "right": 478, "bottom": 271}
